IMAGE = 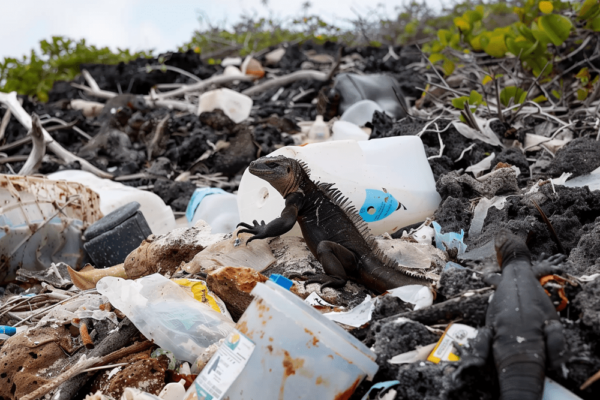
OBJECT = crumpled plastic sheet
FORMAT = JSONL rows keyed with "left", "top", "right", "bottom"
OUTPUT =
{"left": 432, "top": 221, "right": 467, "bottom": 255}
{"left": 36, "top": 293, "right": 118, "bottom": 327}
{"left": 468, "top": 196, "right": 508, "bottom": 237}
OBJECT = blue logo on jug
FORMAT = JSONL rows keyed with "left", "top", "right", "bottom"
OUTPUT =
{"left": 359, "top": 189, "right": 405, "bottom": 222}
{"left": 195, "top": 382, "right": 214, "bottom": 400}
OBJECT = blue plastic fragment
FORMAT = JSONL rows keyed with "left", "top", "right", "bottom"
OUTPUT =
{"left": 361, "top": 380, "right": 400, "bottom": 400}
{"left": 185, "top": 187, "right": 228, "bottom": 222}
{"left": 268, "top": 274, "right": 293, "bottom": 290}
{"left": 443, "top": 261, "right": 466, "bottom": 271}
{"left": 0, "top": 326, "right": 16, "bottom": 336}
{"left": 432, "top": 221, "right": 467, "bottom": 255}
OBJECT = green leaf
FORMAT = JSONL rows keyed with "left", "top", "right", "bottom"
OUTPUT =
{"left": 539, "top": 1, "right": 553, "bottom": 14}
{"left": 590, "top": 16, "right": 600, "bottom": 32}
{"left": 538, "top": 14, "right": 572, "bottom": 46}
{"left": 577, "top": 88, "right": 589, "bottom": 101}
{"left": 531, "top": 21, "right": 551, "bottom": 46}
{"left": 454, "top": 17, "right": 471, "bottom": 32}
{"left": 533, "top": 95, "right": 548, "bottom": 103}
{"left": 429, "top": 53, "right": 445, "bottom": 64}
{"left": 579, "top": 0, "right": 600, "bottom": 20}
{"left": 437, "top": 29, "right": 451, "bottom": 46}
{"left": 506, "top": 37, "right": 538, "bottom": 58}
{"left": 551, "top": 89, "right": 561, "bottom": 99}
{"left": 443, "top": 59, "right": 455, "bottom": 76}
{"left": 482, "top": 75, "right": 493, "bottom": 85}
{"left": 469, "top": 90, "right": 484, "bottom": 105}
{"left": 518, "top": 24, "right": 536, "bottom": 42}
{"left": 452, "top": 96, "right": 469, "bottom": 110}
{"left": 484, "top": 34, "right": 508, "bottom": 58}
{"left": 463, "top": 10, "right": 483, "bottom": 24}
{"left": 500, "top": 86, "right": 527, "bottom": 107}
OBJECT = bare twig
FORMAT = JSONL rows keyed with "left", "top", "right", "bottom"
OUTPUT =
{"left": 242, "top": 70, "right": 328, "bottom": 96}
{"left": 158, "top": 74, "right": 253, "bottom": 99}
{"left": 40, "top": 117, "right": 92, "bottom": 141}
{"left": 0, "top": 91, "right": 112, "bottom": 179}
{"left": 139, "top": 65, "right": 202, "bottom": 82}
{"left": 18, "top": 114, "right": 46, "bottom": 175}
{"left": 147, "top": 115, "right": 169, "bottom": 161}
{"left": 509, "top": 62, "right": 550, "bottom": 124}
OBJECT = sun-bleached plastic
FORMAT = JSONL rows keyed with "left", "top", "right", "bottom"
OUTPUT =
{"left": 186, "top": 188, "right": 240, "bottom": 233}
{"left": 48, "top": 170, "right": 175, "bottom": 235}
{"left": 331, "top": 120, "right": 369, "bottom": 141}
{"left": 237, "top": 136, "right": 441, "bottom": 237}
{"left": 197, "top": 88, "right": 252, "bottom": 123}
{"left": 97, "top": 274, "right": 234, "bottom": 363}
{"left": 0, "top": 174, "right": 102, "bottom": 283}
{"left": 184, "top": 280, "right": 378, "bottom": 400}
{"left": 307, "top": 115, "right": 330, "bottom": 141}
{"left": 340, "top": 99, "right": 384, "bottom": 126}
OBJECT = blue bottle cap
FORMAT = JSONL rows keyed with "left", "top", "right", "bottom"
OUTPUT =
{"left": 268, "top": 274, "right": 293, "bottom": 290}
{"left": 0, "top": 326, "right": 17, "bottom": 336}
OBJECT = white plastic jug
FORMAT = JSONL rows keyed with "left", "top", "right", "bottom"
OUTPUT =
{"left": 331, "top": 120, "right": 369, "bottom": 141}
{"left": 186, "top": 188, "right": 240, "bottom": 233}
{"left": 48, "top": 170, "right": 176, "bottom": 235}
{"left": 184, "top": 280, "right": 378, "bottom": 400}
{"left": 237, "top": 136, "right": 441, "bottom": 237}
{"left": 197, "top": 88, "right": 252, "bottom": 123}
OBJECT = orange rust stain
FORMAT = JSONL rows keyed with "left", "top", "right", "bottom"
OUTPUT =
{"left": 282, "top": 350, "right": 304, "bottom": 377}
{"left": 334, "top": 378, "right": 361, "bottom": 400}
{"left": 327, "top": 355, "right": 334, "bottom": 359}
{"left": 313, "top": 337, "right": 319, "bottom": 346}
{"left": 269, "top": 337, "right": 274, "bottom": 342}
{"left": 267, "top": 345, "right": 273, "bottom": 353}
{"left": 316, "top": 377, "right": 324, "bottom": 385}
{"left": 237, "top": 321, "right": 248, "bottom": 335}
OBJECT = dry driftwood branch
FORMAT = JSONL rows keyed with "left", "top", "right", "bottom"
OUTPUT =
{"left": 0, "top": 91, "right": 113, "bottom": 179}
{"left": 156, "top": 74, "right": 253, "bottom": 100}
{"left": 18, "top": 113, "right": 46, "bottom": 175}
{"left": 21, "top": 355, "right": 100, "bottom": 400}
{"left": 0, "top": 107, "right": 11, "bottom": 142}
{"left": 0, "top": 135, "right": 31, "bottom": 152}
{"left": 147, "top": 115, "right": 169, "bottom": 160}
{"left": 52, "top": 317, "right": 141, "bottom": 400}
{"left": 242, "top": 70, "right": 328, "bottom": 96}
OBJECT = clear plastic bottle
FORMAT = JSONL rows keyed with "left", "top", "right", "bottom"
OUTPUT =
{"left": 307, "top": 115, "right": 330, "bottom": 141}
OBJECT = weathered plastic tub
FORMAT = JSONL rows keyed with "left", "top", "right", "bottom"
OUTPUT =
{"left": 185, "top": 280, "right": 378, "bottom": 400}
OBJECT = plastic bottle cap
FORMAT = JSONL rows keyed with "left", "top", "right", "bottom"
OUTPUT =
{"left": 0, "top": 326, "right": 17, "bottom": 336}
{"left": 268, "top": 274, "right": 293, "bottom": 290}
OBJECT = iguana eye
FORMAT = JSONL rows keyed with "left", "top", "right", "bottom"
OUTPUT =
{"left": 266, "top": 162, "right": 277, "bottom": 169}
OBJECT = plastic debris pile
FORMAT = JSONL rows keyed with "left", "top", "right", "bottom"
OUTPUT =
{"left": 0, "top": 39, "right": 600, "bottom": 400}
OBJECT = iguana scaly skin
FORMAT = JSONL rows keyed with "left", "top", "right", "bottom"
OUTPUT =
{"left": 453, "top": 229, "right": 568, "bottom": 400}
{"left": 236, "top": 155, "right": 431, "bottom": 293}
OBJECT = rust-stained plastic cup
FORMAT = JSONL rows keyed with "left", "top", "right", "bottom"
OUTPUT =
{"left": 184, "top": 280, "right": 378, "bottom": 400}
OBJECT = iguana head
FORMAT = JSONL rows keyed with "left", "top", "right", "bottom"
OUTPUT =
{"left": 248, "top": 156, "right": 306, "bottom": 197}
{"left": 495, "top": 229, "right": 531, "bottom": 268}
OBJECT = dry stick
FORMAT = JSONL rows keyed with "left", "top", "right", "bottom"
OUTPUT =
{"left": 242, "top": 70, "right": 328, "bottom": 96}
{"left": 157, "top": 74, "right": 253, "bottom": 100}
{"left": 0, "top": 91, "right": 113, "bottom": 179}
{"left": 531, "top": 199, "right": 565, "bottom": 254}
{"left": 18, "top": 114, "right": 46, "bottom": 176}
{"left": 41, "top": 117, "right": 92, "bottom": 141}
{"left": 416, "top": 44, "right": 451, "bottom": 89}
{"left": 139, "top": 65, "right": 202, "bottom": 82}
{"left": 0, "top": 108, "right": 11, "bottom": 142}
{"left": 509, "top": 62, "right": 551, "bottom": 124}
{"left": 147, "top": 115, "right": 169, "bottom": 161}
{"left": 581, "top": 368, "right": 600, "bottom": 390}
{"left": 494, "top": 77, "right": 505, "bottom": 123}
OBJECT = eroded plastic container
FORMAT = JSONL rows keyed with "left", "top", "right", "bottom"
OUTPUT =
{"left": 331, "top": 120, "right": 369, "bottom": 141}
{"left": 48, "top": 170, "right": 175, "bottom": 235}
{"left": 340, "top": 99, "right": 384, "bottom": 126}
{"left": 237, "top": 136, "right": 441, "bottom": 237}
{"left": 197, "top": 88, "right": 252, "bottom": 123}
{"left": 184, "top": 280, "right": 378, "bottom": 400}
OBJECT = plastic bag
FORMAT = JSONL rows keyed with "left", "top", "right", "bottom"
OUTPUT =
{"left": 97, "top": 274, "right": 234, "bottom": 362}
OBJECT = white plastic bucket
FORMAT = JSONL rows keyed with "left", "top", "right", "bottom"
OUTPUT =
{"left": 185, "top": 280, "right": 378, "bottom": 400}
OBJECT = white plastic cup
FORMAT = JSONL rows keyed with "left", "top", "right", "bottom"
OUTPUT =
{"left": 184, "top": 280, "right": 378, "bottom": 400}
{"left": 237, "top": 136, "right": 441, "bottom": 237}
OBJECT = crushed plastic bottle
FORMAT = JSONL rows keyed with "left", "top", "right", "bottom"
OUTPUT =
{"left": 237, "top": 136, "right": 441, "bottom": 237}
{"left": 97, "top": 274, "right": 234, "bottom": 363}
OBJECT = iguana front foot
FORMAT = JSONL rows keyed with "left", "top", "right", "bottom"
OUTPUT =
{"left": 237, "top": 220, "right": 268, "bottom": 243}
{"left": 533, "top": 253, "right": 567, "bottom": 278}
{"left": 305, "top": 274, "right": 347, "bottom": 291}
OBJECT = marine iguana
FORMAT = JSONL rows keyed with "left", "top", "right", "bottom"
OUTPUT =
{"left": 236, "top": 155, "right": 430, "bottom": 293}
{"left": 453, "top": 229, "right": 568, "bottom": 400}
